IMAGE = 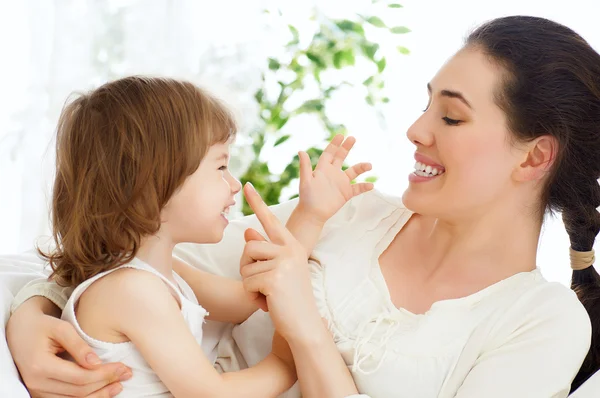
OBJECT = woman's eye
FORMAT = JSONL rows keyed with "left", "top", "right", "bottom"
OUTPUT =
{"left": 442, "top": 116, "right": 461, "bottom": 126}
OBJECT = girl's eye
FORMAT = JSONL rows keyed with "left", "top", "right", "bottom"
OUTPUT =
{"left": 442, "top": 117, "right": 461, "bottom": 126}
{"left": 219, "top": 166, "right": 227, "bottom": 171}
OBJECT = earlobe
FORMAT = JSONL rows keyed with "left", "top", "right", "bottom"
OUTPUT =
{"left": 514, "top": 136, "right": 557, "bottom": 182}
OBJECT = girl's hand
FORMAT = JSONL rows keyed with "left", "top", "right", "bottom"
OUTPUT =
{"left": 297, "top": 134, "right": 373, "bottom": 224}
{"left": 240, "top": 183, "right": 323, "bottom": 341}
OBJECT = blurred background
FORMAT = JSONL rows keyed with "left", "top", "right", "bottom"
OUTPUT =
{"left": 0, "top": 0, "right": 598, "bottom": 287}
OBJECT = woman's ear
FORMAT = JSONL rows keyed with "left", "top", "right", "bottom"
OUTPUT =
{"left": 513, "top": 135, "right": 558, "bottom": 182}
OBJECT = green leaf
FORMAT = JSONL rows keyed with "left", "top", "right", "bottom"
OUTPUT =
{"left": 254, "top": 89, "right": 264, "bottom": 103}
{"left": 388, "top": 3, "right": 403, "bottom": 8}
{"left": 333, "top": 49, "right": 355, "bottom": 69}
{"left": 297, "top": 99, "right": 324, "bottom": 113}
{"left": 288, "top": 25, "right": 299, "bottom": 40}
{"left": 268, "top": 58, "right": 281, "bottom": 71}
{"left": 306, "top": 51, "right": 326, "bottom": 68}
{"left": 274, "top": 135, "right": 291, "bottom": 146}
{"left": 333, "top": 51, "right": 343, "bottom": 69}
{"left": 335, "top": 19, "right": 365, "bottom": 35}
{"left": 274, "top": 115, "right": 289, "bottom": 129}
{"left": 365, "top": 176, "right": 378, "bottom": 183}
{"left": 390, "top": 26, "right": 411, "bottom": 34}
{"left": 361, "top": 42, "right": 380, "bottom": 61}
{"left": 288, "top": 193, "right": 299, "bottom": 200}
{"left": 376, "top": 57, "right": 387, "bottom": 73}
{"left": 382, "top": 97, "right": 390, "bottom": 103}
{"left": 365, "top": 95, "right": 375, "bottom": 106}
{"left": 397, "top": 46, "right": 410, "bottom": 55}
{"left": 363, "top": 76, "right": 375, "bottom": 86}
{"left": 366, "top": 16, "right": 386, "bottom": 28}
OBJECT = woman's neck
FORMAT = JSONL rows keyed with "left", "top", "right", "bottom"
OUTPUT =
{"left": 413, "top": 200, "right": 542, "bottom": 279}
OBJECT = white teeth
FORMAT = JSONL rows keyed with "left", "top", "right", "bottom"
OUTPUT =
{"left": 413, "top": 161, "right": 444, "bottom": 177}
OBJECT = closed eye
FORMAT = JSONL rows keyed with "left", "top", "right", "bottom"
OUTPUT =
{"left": 442, "top": 117, "right": 461, "bottom": 126}
{"left": 219, "top": 166, "right": 228, "bottom": 171}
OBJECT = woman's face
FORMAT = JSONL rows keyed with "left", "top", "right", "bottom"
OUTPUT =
{"left": 402, "top": 48, "right": 524, "bottom": 221}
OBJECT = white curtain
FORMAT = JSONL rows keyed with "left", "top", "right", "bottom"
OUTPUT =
{"left": 0, "top": 0, "right": 280, "bottom": 254}
{"left": 1, "top": 0, "right": 598, "bottom": 287}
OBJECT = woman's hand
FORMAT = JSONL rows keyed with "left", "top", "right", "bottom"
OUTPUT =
{"left": 297, "top": 134, "right": 373, "bottom": 224}
{"left": 240, "top": 183, "right": 324, "bottom": 341}
{"left": 6, "top": 297, "right": 132, "bottom": 397}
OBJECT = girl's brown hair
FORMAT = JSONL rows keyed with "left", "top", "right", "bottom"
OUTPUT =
{"left": 41, "top": 76, "right": 236, "bottom": 287}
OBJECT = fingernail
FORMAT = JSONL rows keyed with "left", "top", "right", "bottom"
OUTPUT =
{"left": 86, "top": 352, "right": 102, "bottom": 365}
{"left": 246, "top": 182, "right": 255, "bottom": 192}
{"left": 116, "top": 366, "right": 132, "bottom": 381}
{"left": 109, "top": 383, "right": 123, "bottom": 396}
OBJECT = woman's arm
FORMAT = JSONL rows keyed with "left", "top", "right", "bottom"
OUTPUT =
{"left": 6, "top": 296, "right": 129, "bottom": 398}
{"left": 100, "top": 268, "right": 295, "bottom": 398}
{"left": 172, "top": 257, "right": 258, "bottom": 324}
{"left": 451, "top": 286, "right": 591, "bottom": 398}
{"left": 286, "top": 315, "right": 359, "bottom": 397}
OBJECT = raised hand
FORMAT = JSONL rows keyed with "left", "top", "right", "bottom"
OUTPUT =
{"left": 297, "top": 134, "right": 373, "bottom": 224}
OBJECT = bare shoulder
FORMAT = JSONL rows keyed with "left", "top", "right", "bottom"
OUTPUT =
{"left": 76, "top": 268, "right": 178, "bottom": 342}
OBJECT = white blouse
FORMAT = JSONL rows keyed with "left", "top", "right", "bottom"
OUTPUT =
{"left": 11, "top": 190, "right": 593, "bottom": 398}
{"left": 307, "top": 191, "right": 591, "bottom": 397}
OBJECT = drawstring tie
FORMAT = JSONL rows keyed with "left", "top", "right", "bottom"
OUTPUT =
{"left": 352, "top": 311, "right": 417, "bottom": 374}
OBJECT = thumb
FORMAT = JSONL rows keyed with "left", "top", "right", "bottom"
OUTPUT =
{"left": 256, "top": 295, "right": 269, "bottom": 312}
{"left": 52, "top": 320, "right": 102, "bottom": 369}
{"left": 298, "top": 151, "right": 313, "bottom": 185}
{"left": 245, "top": 227, "right": 267, "bottom": 243}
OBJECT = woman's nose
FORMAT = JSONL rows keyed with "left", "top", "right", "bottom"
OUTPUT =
{"left": 406, "top": 114, "right": 435, "bottom": 147}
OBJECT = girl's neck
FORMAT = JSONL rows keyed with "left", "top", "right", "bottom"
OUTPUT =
{"left": 136, "top": 231, "right": 177, "bottom": 283}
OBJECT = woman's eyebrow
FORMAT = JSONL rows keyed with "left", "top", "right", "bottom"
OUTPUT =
{"left": 427, "top": 83, "right": 473, "bottom": 110}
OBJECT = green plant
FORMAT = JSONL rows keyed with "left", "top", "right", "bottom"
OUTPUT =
{"left": 240, "top": 2, "right": 410, "bottom": 215}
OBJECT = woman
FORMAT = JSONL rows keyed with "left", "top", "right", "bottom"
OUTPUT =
{"left": 6, "top": 15, "right": 600, "bottom": 397}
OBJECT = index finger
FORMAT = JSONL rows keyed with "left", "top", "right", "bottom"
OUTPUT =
{"left": 243, "top": 183, "right": 292, "bottom": 245}
{"left": 47, "top": 357, "right": 128, "bottom": 386}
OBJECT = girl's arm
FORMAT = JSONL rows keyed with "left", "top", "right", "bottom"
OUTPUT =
{"left": 172, "top": 258, "right": 258, "bottom": 324}
{"left": 92, "top": 268, "right": 295, "bottom": 398}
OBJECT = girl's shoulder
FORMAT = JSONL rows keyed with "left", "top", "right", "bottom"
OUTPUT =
{"left": 66, "top": 266, "right": 181, "bottom": 344}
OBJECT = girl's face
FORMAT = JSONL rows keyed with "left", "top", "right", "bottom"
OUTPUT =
{"left": 164, "top": 142, "right": 241, "bottom": 244}
{"left": 402, "top": 48, "right": 525, "bottom": 221}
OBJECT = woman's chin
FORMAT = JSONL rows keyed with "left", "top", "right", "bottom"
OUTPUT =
{"left": 402, "top": 188, "right": 438, "bottom": 216}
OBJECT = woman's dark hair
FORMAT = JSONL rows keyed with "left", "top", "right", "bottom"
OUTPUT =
{"left": 466, "top": 16, "right": 600, "bottom": 392}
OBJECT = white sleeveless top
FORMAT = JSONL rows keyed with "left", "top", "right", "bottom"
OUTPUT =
{"left": 61, "top": 258, "right": 215, "bottom": 397}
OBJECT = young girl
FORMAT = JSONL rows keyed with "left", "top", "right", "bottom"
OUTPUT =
{"left": 41, "top": 76, "right": 301, "bottom": 397}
